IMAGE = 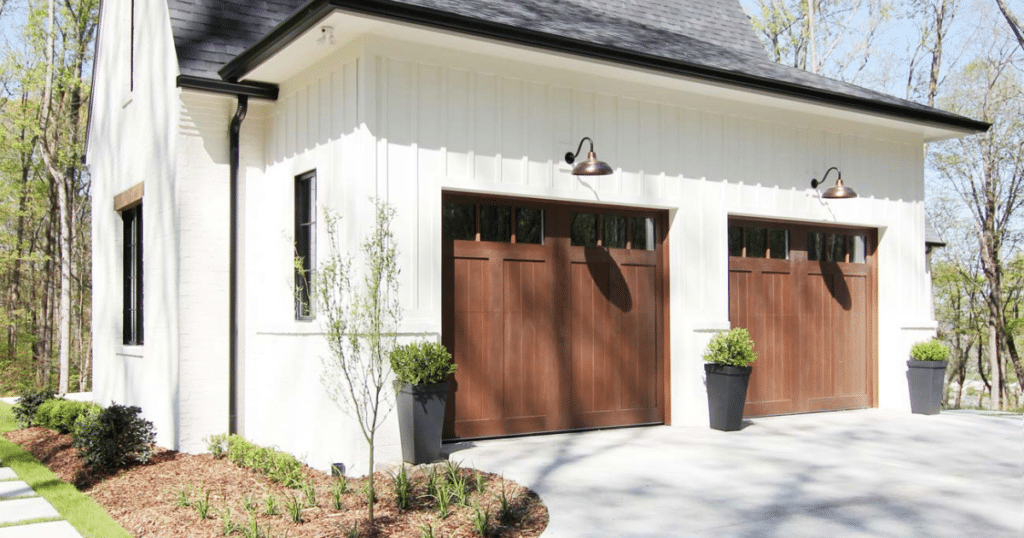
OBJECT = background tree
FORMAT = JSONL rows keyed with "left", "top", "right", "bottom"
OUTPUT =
{"left": 0, "top": 0, "right": 96, "bottom": 395}
{"left": 930, "top": 47, "right": 1024, "bottom": 409}
{"left": 315, "top": 200, "right": 401, "bottom": 525}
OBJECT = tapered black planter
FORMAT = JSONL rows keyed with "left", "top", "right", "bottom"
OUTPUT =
{"left": 396, "top": 381, "right": 450, "bottom": 464}
{"left": 907, "top": 360, "right": 947, "bottom": 415}
{"left": 705, "top": 363, "right": 752, "bottom": 431}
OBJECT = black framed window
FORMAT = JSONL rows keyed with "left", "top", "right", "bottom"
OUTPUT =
{"left": 122, "top": 204, "right": 143, "bottom": 345}
{"left": 295, "top": 171, "right": 316, "bottom": 319}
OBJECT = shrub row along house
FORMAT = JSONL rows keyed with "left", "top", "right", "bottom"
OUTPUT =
{"left": 85, "top": 0, "right": 987, "bottom": 474}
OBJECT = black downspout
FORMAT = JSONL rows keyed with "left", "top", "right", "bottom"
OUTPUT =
{"left": 229, "top": 95, "right": 248, "bottom": 434}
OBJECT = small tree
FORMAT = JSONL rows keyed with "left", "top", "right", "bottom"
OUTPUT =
{"left": 314, "top": 199, "right": 400, "bottom": 524}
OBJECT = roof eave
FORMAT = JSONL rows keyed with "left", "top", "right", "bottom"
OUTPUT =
{"left": 217, "top": 0, "right": 990, "bottom": 135}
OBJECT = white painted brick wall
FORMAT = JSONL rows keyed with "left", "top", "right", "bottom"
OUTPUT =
{"left": 175, "top": 92, "right": 233, "bottom": 452}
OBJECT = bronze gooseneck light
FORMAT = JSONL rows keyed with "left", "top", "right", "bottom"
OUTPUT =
{"left": 811, "top": 166, "right": 857, "bottom": 199}
{"left": 565, "top": 137, "right": 613, "bottom": 176}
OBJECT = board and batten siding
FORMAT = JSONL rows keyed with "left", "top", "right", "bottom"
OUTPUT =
{"left": 239, "top": 36, "right": 935, "bottom": 471}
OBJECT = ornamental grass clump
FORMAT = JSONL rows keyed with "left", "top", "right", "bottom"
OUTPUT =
{"left": 389, "top": 340, "right": 457, "bottom": 386}
{"left": 910, "top": 339, "right": 950, "bottom": 362}
{"left": 703, "top": 327, "right": 758, "bottom": 367}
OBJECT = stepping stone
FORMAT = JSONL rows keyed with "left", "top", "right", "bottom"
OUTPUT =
{"left": 0, "top": 521, "right": 83, "bottom": 538}
{"left": 0, "top": 481, "right": 35, "bottom": 499}
{"left": 0, "top": 468, "right": 16, "bottom": 480}
{"left": 0, "top": 497, "right": 59, "bottom": 524}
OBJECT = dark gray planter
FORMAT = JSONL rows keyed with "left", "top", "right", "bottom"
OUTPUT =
{"left": 907, "top": 359, "right": 947, "bottom": 415}
{"left": 705, "top": 363, "right": 752, "bottom": 431}
{"left": 396, "top": 381, "right": 450, "bottom": 464}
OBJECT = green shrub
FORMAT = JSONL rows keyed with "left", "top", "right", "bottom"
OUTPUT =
{"left": 12, "top": 388, "right": 58, "bottom": 428}
{"left": 206, "top": 433, "right": 228, "bottom": 459}
{"left": 910, "top": 339, "right": 950, "bottom": 362}
{"left": 35, "top": 400, "right": 102, "bottom": 434}
{"left": 703, "top": 327, "right": 758, "bottom": 367}
{"left": 389, "top": 340, "right": 457, "bottom": 386}
{"left": 73, "top": 403, "right": 156, "bottom": 472}
{"left": 211, "top": 434, "right": 304, "bottom": 488}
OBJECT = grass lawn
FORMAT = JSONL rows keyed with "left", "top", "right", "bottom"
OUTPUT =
{"left": 0, "top": 401, "right": 132, "bottom": 538}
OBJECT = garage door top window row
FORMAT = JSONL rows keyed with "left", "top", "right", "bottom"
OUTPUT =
{"left": 729, "top": 225, "right": 867, "bottom": 264}
{"left": 444, "top": 202, "right": 655, "bottom": 251}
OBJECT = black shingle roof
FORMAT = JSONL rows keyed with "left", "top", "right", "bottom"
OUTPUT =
{"left": 167, "top": 0, "right": 987, "bottom": 132}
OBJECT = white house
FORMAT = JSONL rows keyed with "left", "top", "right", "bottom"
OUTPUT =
{"left": 85, "top": 0, "right": 987, "bottom": 474}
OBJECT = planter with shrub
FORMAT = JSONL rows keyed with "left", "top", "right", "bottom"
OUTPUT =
{"left": 389, "top": 340, "right": 457, "bottom": 464}
{"left": 907, "top": 339, "right": 949, "bottom": 415}
{"left": 703, "top": 327, "right": 758, "bottom": 432}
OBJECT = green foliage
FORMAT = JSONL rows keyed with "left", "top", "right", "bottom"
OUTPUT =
{"left": 703, "top": 328, "right": 758, "bottom": 367}
{"left": 391, "top": 465, "right": 412, "bottom": 510}
{"left": 471, "top": 503, "right": 491, "bottom": 536}
{"left": 195, "top": 489, "right": 212, "bottom": 519}
{"left": 331, "top": 479, "right": 346, "bottom": 511}
{"left": 911, "top": 339, "right": 951, "bottom": 362}
{"left": 12, "top": 388, "right": 57, "bottom": 427}
{"left": 243, "top": 493, "right": 258, "bottom": 514}
{"left": 210, "top": 434, "right": 304, "bottom": 488}
{"left": 284, "top": 493, "right": 303, "bottom": 523}
{"left": 263, "top": 494, "right": 279, "bottom": 516}
{"left": 34, "top": 399, "right": 100, "bottom": 433}
{"left": 416, "top": 523, "right": 436, "bottom": 538}
{"left": 495, "top": 483, "right": 516, "bottom": 526}
{"left": 473, "top": 469, "right": 486, "bottom": 493}
{"left": 302, "top": 478, "right": 317, "bottom": 508}
{"left": 389, "top": 340, "right": 457, "bottom": 386}
{"left": 207, "top": 433, "right": 228, "bottom": 459}
{"left": 174, "top": 482, "right": 195, "bottom": 508}
{"left": 72, "top": 403, "right": 156, "bottom": 472}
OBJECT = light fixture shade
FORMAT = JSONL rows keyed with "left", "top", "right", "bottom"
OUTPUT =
{"left": 821, "top": 178, "right": 857, "bottom": 199}
{"left": 811, "top": 167, "right": 857, "bottom": 199}
{"left": 565, "top": 137, "right": 614, "bottom": 176}
{"left": 571, "top": 151, "right": 614, "bottom": 176}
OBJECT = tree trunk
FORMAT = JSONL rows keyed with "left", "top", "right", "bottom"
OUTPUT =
{"left": 994, "top": 0, "right": 1024, "bottom": 52}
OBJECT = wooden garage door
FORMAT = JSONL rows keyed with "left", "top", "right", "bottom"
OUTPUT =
{"left": 728, "top": 219, "right": 877, "bottom": 417}
{"left": 442, "top": 195, "right": 667, "bottom": 439}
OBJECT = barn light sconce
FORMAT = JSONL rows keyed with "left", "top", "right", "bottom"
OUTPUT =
{"left": 811, "top": 167, "right": 857, "bottom": 199}
{"left": 565, "top": 137, "right": 613, "bottom": 176}
{"left": 317, "top": 26, "right": 336, "bottom": 46}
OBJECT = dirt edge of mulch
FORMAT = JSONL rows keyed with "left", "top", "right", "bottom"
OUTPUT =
{"left": 4, "top": 427, "right": 548, "bottom": 538}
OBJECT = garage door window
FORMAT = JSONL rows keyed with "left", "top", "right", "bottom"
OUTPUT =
{"left": 728, "top": 226, "right": 789, "bottom": 259}
{"left": 808, "top": 232, "right": 867, "bottom": 263}
{"left": 572, "top": 212, "right": 656, "bottom": 250}
{"left": 443, "top": 202, "right": 545, "bottom": 244}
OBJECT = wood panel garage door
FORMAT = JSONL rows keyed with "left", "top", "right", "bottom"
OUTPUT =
{"left": 728, "top": 219, "right": 877, "bottom": 417}
{"left": 442, "top": 196, "right": 667, "bottom": 439}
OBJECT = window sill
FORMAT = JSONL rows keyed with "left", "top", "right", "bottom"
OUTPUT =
{"left": 117, "top": 345, "right": 144, "bottom": 358}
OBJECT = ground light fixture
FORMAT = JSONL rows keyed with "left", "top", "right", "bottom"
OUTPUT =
{"left": 565, "top": 137, "right": 613, "bottom": 176}
{"left": 811, "top": 166, "right": 857, "bottom": 199}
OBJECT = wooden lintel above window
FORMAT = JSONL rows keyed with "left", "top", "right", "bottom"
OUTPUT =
{"left": 114, "top": 182, "right": 144, "bottom": 211}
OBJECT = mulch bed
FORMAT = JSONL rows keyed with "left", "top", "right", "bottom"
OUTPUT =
{"left": 5, "top": 427, "right": 548, "bottom": 538}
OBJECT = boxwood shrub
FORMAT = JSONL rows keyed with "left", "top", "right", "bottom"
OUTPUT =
{"left": 12, "top": 388, "right": 58, "bottom": 428}
{"left": 73, "top": 403, "right": 156, "bottom": 472}
{"left": 389, "top": 340, "right": 457, "bottom": 386}
{"left": 703, "top": 327, "right": 758, "bottom": 367}
{"left": 206, "top": 433, "right": 304, "bottom": 488}
{"left": 35, "top": 399, "right": 103, "bottom": 434}
{"left": 910, "top": 339, "right": 950, "bottom": 362}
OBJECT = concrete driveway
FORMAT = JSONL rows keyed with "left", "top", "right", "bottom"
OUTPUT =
{"left": 446, "top": 409, "right": 1023, "bottom": 538}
